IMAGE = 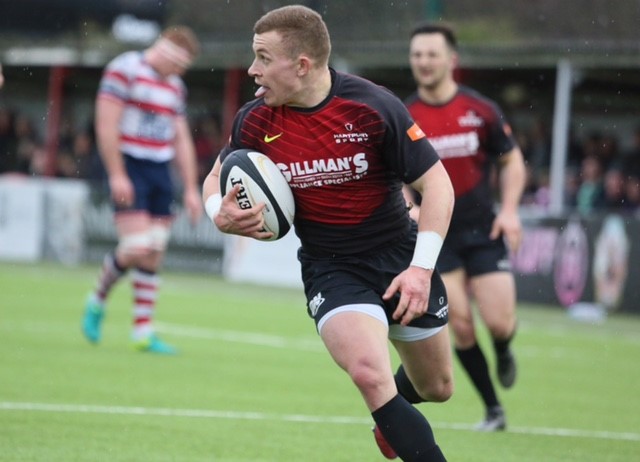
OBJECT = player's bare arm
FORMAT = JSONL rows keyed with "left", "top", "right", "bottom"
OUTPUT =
{"left": 173, "top": 116, "right": 202, "bottom": 224}
{"left": 384, "top": 160, "right": 454, "bottom": 325}
{"left": 95, "top": 97, "right": 133, "bottom": 206}
{"left": 491, "top": 146, "right": 526, "bottom": 251}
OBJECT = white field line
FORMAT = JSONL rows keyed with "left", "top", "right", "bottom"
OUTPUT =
{"left": 1, "top": 401, "right": 639, "bottom": 443}
{"left": 155, "top": 322, "right": 325, "bottom": 352}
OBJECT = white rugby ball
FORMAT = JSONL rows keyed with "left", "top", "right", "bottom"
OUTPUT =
{"left": 219, "top": 149, "right": 295, "bottom": 241}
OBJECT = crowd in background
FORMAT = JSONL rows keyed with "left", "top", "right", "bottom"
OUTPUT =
{"left": 1, "top": 104, "right": 639, "bottom": 217}
{"left": 518, "top": 119, "right": 640, "bottom": 216}
{"left": 0, "top": 106, "right": 223, "bottom": 188}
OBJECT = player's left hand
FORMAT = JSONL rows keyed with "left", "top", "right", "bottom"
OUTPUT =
{"left": 184, "top": 188, "right": 203, "bottom": 225}
{"left": 490, "top": 210, "right": 522, "bottom": 252}
{"left": 383, "top": 266, "right": 433, "bottom": 326}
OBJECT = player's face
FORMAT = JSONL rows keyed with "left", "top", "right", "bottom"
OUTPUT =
{"left": 409, "top": 33, "right": 456, "bottom": 90}
{"left": 248, "top": 31, "right": 302, "bottom": 107}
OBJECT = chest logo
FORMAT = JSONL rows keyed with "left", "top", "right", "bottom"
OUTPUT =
{"left": 264, "top": 132, "right": 283, "bottom": 143}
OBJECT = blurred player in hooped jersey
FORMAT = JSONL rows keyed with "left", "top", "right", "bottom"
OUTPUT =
{"left": 81, "top": 26, "right": 202, "bottom": 354}
{"left": 405, "top": 23, "right": 526, "bottom": 431}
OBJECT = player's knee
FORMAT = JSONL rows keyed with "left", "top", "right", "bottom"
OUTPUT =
{"left": 149, "top": 224, "right": 170, "bottom": 252}
{"left": 348, "top": 359, "right": 387, "bottom": 395}
{"left": 117, "top": 226, "right": 169, "bottom": 258}
{"left": 117, "top": 232, "right": 152, "bottom": 257}
{"left": 450, "top": 322, "right": 476, "bottom": 347}
{"left": 416, "top": 376, "right": 454, "bottom": 403}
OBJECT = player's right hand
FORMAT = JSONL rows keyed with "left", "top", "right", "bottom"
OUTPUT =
{"left": 109, "top": 173, "right": 134, "bottom": 207}
{"left": 214, "top": 184, "right": 274, "bottom": 240}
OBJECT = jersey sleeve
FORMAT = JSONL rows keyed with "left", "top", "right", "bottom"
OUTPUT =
{"left": 98, "top": 52, "right": 134, "bottom": 102}
{"left": 377, "top": 89, "right": 440, "bottom": 184}
{"left": 218, "top": 99, "right": 263, "bottom": 162}
{"left": 486, "top": 101, "right": 518, "bottom": 158}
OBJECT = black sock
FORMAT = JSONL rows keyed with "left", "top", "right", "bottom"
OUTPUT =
{"left": 455, "top": 344, "right": 500, "bottom": 409}
{"left": 493, "top": 328, "right": 516, "bottom": 357}
{"left": 394, "top": 364, "right": 426, "bottom": 404}
{"left": 372, "top": 394, "right": 446, "bottom": 462}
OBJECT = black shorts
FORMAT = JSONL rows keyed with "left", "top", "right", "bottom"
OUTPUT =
{"left": 298, "top": 226, "right": 448, "bottom": 330}
{"left": 437, "top": 219, "right": 511, "bottom": 276}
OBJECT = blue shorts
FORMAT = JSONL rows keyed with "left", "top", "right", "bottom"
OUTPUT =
{"left": 438, "top": 219, "right": 511, "bottom": 276}
{"left": 114, "top": 155, "right": 174, "bottom": 217}
{"left": 298, "top": 225, "right": 449, "bottom": 331}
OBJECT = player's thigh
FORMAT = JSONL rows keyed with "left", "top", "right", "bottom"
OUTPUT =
{"left": 391, "top": 326, "right": 453, "bottom": 401}
{"left": 320, "top": 310, "right": 396, "bottom": 410}
{"left": 441, "top": 268, "right": 476, "bottom": 346}
{"left": 320, "top": 310, "right": 391, "bottom": 375}
{"left": 470, "top": 272, "right": 517, "bottom": 334}
{"left": 114, "top": 211, "right": 152, "bottom": 245}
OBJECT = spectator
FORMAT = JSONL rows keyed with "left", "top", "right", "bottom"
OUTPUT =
{"left": 0, "top": 106, "right": 17, "bottom": 173}
{"left": 598, "top": 164, "right": 627, "bottom": 210}
{"left": 70, "top": 129, "right": 104, "bottom": 182}
{"left": 193, "top": 113, "right": 222, "bottom": 183}
{"left": 621, "top": 126, "right": 640, "bottom": 178}
{"left": 576, "top": 154, "right": 605, "bottom": 215}
{"left": 598, "top": 133, "right": 619, "bottom": 171}
{"left": 524, "top": 118, "right": 551, "bottom": 176}
{"left": 14, "top": 113, "right": 41, "bottom": 174}
{"left": 624, "top": 174, "right": 640, "bottom": 215}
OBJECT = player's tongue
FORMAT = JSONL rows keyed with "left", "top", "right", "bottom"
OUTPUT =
{"left": 255, "top": 86, "right": 268, "bottom": 98}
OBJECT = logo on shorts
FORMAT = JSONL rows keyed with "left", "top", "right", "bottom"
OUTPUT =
{"left": 309, "top": 292, "right": 325, "bottom": 317}
{"left": 435, "top": 305, "right": 448, "bottom": 319}
{"left": 497, "top": 258, "right": 512, "bottom": 271}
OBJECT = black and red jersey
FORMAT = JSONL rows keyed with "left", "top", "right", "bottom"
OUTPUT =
{"left": 220, "top": 69, "right": 440, "bottom": 255}
{"left": 405, "top": 85, "right": 517, "bottom": 228}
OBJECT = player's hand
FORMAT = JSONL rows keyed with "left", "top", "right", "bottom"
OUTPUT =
{"left": 109, "top": 173, "right": 134, "bottom": 207}
{"left": 214, "top": 184, "right": 274, "bottom": 240}
{"left": 183, "top": 188, "right": 203, "bottom": 225}
{"left": 383, "top": 266, "right": 433, "bottom": 326}
{"left": 490, "top": 210, "right": 522, "bottom": 252}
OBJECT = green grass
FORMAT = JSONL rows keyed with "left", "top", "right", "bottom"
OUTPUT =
{"left": 1, "top": 261, "right": 639, "bottom": 461}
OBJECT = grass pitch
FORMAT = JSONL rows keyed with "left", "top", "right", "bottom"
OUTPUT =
{"left": 1, "top": 261, "right": 639, "bottom": 461}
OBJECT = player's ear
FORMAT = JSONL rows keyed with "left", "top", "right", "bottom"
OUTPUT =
{"left": 450, "top": 51, "right": 459, "bottom": 70}
{"left": 296, "top": 56, "right": 312, "bottom": 77}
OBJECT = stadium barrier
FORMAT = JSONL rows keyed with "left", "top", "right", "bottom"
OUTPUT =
{"left": 1, "top": 177, "right": 638, "bottom": 315}
{"left": 514, "top": 213, "right": 638, "bottom": 316}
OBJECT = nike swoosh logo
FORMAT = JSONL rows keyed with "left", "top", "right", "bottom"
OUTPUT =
{"left": 264, "top": 133, "right": 283, "bottom": 143}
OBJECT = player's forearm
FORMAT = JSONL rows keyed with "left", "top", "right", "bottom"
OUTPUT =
{"left": 499, "top": 148, "right": 526, "bottom": 213}
{"left": 173, "top": 119, "right": 200, "bottom": 193}
{"left": 202, "top": 157, "right": 222, "bottom": 200}
{"left": 95, "top": 98, "right": 126, "bottom": 177}
{"left": 415, "top": 161, "right": 454, "bottom": 238}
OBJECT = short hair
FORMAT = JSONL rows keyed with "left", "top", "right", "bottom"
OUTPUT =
{"left": 161, "top": 26, "right": 200, "bottom": 57}
{"left": 410, "top": 22, "right": 458, "bottom": 50}
{"left": 254, "top": 5, "right": 331, "bottom": 66}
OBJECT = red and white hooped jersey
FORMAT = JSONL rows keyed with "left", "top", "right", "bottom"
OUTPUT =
{"left": 97, "top": 51, "right": 187, "bottom": 163}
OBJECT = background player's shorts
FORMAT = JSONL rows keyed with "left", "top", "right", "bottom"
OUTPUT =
{"left": 299, "top": 226, "right": 448, "bottom": 331}
{"left": 437, "top": 218, "right": 511, "bottom": 277}
{"left": 114, "top": 155, "right": 174, "bottom": 216}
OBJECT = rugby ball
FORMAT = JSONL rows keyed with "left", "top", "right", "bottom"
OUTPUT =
{"left": 219, "top": 149, "right": 295, "bottom": 241}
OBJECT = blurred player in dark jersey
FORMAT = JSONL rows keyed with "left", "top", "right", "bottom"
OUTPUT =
{"left": 203, "top": 5, "right": 454, "bottom": 461}
{"left": 81, "top": 27, "right": 202, "bottom": 354}
{"left": 405, "top": 23, "right": 526, "bottom": 432}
